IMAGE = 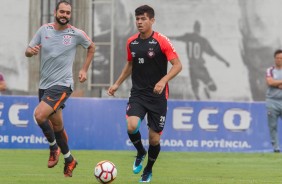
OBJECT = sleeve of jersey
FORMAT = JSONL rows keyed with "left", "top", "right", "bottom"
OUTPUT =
{"left": 266, "top": 67, "right": 273, "bottom": 78}
{"left": 126, "top": 39, "right": 132, "bottom": 62}
{"left": 29, "top": 26, "right": 43, "bottom": 47}
{"left": 76, "top": 29, "right": 92, "bottom": 48}
{"left": 158, "top": 35, "right": 179, "bottom": 61}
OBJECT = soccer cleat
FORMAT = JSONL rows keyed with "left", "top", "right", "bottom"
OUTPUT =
{"left": 274, "top": 149, "right": 280, "bottom": 153}
{"left": 64, "top": 159, "right": 78, "bottom": 177}
{"left": 48, "top": 148, "right": 61, "bottom": 168}
{"left": 133, "top": 151, "right": 147, "bottom": 174}
{"left": 139, "top": 170, "right": 152, "bottom": 182}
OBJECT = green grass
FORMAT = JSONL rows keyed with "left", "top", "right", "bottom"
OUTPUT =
{"left": 0, "top": 149, "right": 281, "bottom": 184}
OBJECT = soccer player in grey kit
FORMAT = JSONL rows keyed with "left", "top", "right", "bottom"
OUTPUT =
{"left": 25, "top": 1, "right": 95, "bottom": 177}
{"left": 266, "top": 49, "right": 282, "bottom": 153}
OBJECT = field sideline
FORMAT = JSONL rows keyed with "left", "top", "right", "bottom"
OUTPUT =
{"left": 0, "top": 149, "right": 281, "bottom": 184}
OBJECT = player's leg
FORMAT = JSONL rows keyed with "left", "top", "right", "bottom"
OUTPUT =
{"left": 49, "top": 109, "right": 77, "bottom": 177}
{"left": 126, "top": 101, "right": 147, "bottom": 174}
{"left": 201, "top": 66, "right": 216, "bottom": 99}
{"left": 34, "top": 98, "right": 60, "bottom": 168}
{"left": 140, "top": 99, "right": 166, "bottom": 182}
{"left": 266, "top": 102, "right": 280, "bottom": 152}
{"left": 139, "top": 128, "right": 160, "bottom": 182}
{"left": 190, "top": 68, "right": 200, "bottom": 100}
{"left": 127, "top": 116, "right": 147, "bottom": 174}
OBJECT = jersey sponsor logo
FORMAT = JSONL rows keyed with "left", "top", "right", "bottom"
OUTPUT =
{"left": 63, "top": 35, "right": 72, "bottom": 46}
{"left": 47, "top": 26, "right": 54, "bottom": 30}
{"left": 149, "top": 39, "right": 157, "bottom": 44}
{"left": 68, "top": 29, "right": 75, "bottom": 34}
{"left": 131, "top": 40, "right": 139, "bottom": 45}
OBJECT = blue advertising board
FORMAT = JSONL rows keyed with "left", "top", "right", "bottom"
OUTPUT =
{"left": 0, "top": 96, "right": 278, "bottom": 152}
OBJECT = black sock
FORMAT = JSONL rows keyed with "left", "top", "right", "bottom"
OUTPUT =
{"left": 39, "top": 121, "right": 58, "bottom": 150}
{"left": 128, "top": 131, "right": 146, "bottom": 155}
{"left": 54, "top": 128, "right": 70, "bottom": 155}
{"left": 144, "top": 144, "right": 160, "bottom": 172}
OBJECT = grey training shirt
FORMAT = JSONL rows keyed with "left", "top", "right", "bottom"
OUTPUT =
{"left": 29, "top": 23, "right": 91, "bottom": 90}
{"left": 266, "top": 66, "right": 282, "bottom": 99}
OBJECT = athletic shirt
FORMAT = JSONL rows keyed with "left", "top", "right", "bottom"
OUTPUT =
{"left": 0, "top": 73, "right": 4, "bottom": 95}
{"left": 28, "top": 23, "right": 91, "bottom": 90}
{"left": 126, "top": 31, "right": 178, "bottom": 99}
{"left": 266, "top": 66, "right": 282, "bottom": 99}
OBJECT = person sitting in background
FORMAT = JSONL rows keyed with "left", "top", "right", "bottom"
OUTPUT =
{"left": 0, "top": 73, "right": 7, "bottom": 95}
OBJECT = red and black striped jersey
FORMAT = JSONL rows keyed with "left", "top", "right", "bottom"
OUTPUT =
{"left": 126, "top": 31, "right": 178, "bottom": 99}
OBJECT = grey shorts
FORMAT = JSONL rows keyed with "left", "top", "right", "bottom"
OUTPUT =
{"left": 38, "top": 85, "right": 72, "bottom": 112}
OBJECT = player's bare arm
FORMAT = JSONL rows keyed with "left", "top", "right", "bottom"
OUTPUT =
{"left": 25, "top": 45, "right": 41, "bottom": 57}
{"left": 107, "top": 61, "right": 132, "bottom": 96}
{"left": 266, "top": 76, "right": 282, "bottom": 87}
{"left": 79, "top": 42, "right": 95, "bottom": 83}
{"left": 153, "top": 58, "right": 182, "bottom": 94}
{"left": 0, "top": 81, "right": 6, "bottom": 91}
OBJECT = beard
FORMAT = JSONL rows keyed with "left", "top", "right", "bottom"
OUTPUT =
{"left": 55, "top": 16, "right": 69, "bottom": 25}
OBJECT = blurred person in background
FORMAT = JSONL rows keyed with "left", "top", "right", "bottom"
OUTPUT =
{"left": 265, "top": 49, "right": 282, "bottom": 153}
{"left": 107, "top": 5, "right": 182, "bottom": 182}
{"left": 25, "top": 0, "right": 95, "bottom": 177}
{"left": 0, "top": 73, "right": 6, "bottom": 95}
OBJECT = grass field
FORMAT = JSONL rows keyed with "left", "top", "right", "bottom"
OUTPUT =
{"left": 0, "top": 149, "right": 281, "bottom": 184}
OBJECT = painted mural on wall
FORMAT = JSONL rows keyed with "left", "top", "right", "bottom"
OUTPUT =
{"left": 0, "top": 0, "right": 29, "bottom": 92}
{"left": 2, "top": 0, "right": 282, "bottom": 101}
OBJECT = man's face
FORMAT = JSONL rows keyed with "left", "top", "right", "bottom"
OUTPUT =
{"left": 135, "top": 13, "right": 154, "bottom": 33}
{"left": 55, "top": 3, "right": 71, "bottom": 25}
{"left": 275, "top": 53, "right": 282, "bottom": 67}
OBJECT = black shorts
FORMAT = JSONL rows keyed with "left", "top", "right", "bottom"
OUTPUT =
{"left": 38, "top": 85, "right": 72, "bottom": 112}
{"left": 126, "top": 96, "right": 167, "bottom": 133}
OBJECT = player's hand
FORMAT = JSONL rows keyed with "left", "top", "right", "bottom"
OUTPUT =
{"left": 278, "top": 84, "right": 282, "bottom": 89}
{"left": 29, "top": 45, "right": 41, "bottom": 56}
{"left": 107, "top": 84, "right": 119, "bottom": 97}
{"left": 154, "top": 80, "right": 166, "bottom": 94}
{"left": 78, "top": 69, "right": 87, "bottom": 83}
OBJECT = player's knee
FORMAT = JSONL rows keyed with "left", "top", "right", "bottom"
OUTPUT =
{"left": 127, "top": 118, "right": 141, "bottom": 134}
{"left": 127, "top": 124, "right": 138, "bottom": 134}
{"left": 149, "top": 139, "right": 160, "bottom": 146}
{"left": 34, "top": 111, "right": 47, "bottom": 124}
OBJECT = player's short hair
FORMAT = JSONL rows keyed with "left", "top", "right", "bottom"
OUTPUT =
{"left": 56, "top": 0, "right": 72, "bottom": 11}
{"left": 135, "top": 5, "right": 155, "bottom": 19}
{"left": 274, "top": 49, "right": 282, "bottom": 57}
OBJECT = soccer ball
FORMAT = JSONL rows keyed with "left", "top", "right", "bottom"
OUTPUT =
{"left": 94, "top": 160, "right": 117, "bottom": 184}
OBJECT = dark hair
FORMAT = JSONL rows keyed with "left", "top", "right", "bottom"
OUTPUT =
{"left": 274, "top": 49, "right": 282, "bottom": 57}
{"left": 135, "top": 5, "right": 155, "bottom": 19}
{"left": 56, "top": 0, "right": 72, "bottom": 11}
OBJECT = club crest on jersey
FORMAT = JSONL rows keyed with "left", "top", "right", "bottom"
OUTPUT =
{"left": 147, "top": 49, "right": 155, "bottom": 58}
{"left": 63, "top": 35, "right": 72, "bottom": 45}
